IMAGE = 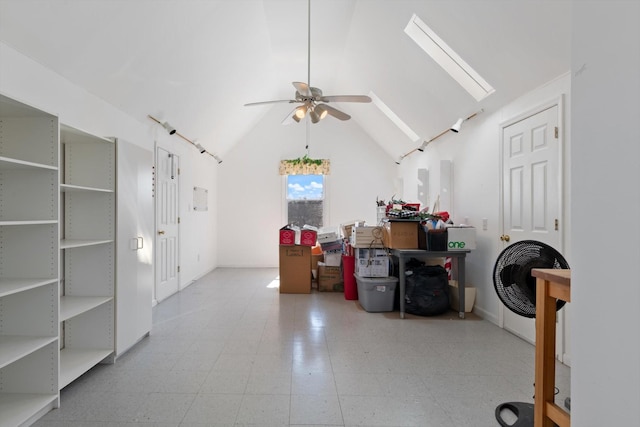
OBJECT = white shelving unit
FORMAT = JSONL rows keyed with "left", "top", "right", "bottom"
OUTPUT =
{"left": 0, "top": 95, "right": 60, "bottom": 426}
{"left": 59, "top": 124, "right": 115, "bottom": 389}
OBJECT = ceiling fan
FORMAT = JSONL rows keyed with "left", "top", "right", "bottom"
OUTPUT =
{"left": 244, "top": 0, "right": 371, "bottom": 124}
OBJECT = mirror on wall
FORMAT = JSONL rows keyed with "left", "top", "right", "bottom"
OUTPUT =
{"left": 417, "top": 168, "right": 429, "bottom": 210}
{"left": 440, "top": 160, "right": 452, "bottom": 213}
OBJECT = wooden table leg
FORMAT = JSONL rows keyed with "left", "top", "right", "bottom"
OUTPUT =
{"left": 535, "top": 277, "right": 559, "bottom": 427}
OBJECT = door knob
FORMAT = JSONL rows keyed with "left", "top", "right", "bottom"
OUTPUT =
{"left": 158, "top": 230, "right": 165, "bottom": 235}
{"left": 500, "top": 234, "right": 511, "bottom": 242}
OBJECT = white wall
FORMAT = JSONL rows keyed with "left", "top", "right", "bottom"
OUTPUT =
{"left": 217, "top": 105, "right": 397, "bottom": 267}
{"left": 571, "top": 2, "right": 640, "bottom": 425}
{"left": 0, "top": 41, "right": 219, "bottom": 289}
{"left": 398, "top": 73, "right": 571, "bottom": 325}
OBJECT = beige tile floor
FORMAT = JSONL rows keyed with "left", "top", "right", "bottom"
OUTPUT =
{"left": 34, "top": 267, "right": 570, "bottom": 426}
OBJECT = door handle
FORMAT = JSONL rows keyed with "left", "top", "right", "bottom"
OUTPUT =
{"left": 500, "top": 234, "right": 511, "bottom": 242}
{"left": 158, "top": 230, "right": 165, "bottom": 235}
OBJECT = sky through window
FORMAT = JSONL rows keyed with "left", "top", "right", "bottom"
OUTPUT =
{"left": 287, "top": 174, "right": 324, "bottom": 200}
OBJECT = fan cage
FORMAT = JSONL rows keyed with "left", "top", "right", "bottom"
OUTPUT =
{"left": 493, "top": 240, "right": 569, "bottom": 318}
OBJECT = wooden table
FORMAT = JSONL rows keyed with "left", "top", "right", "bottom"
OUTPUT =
{"left": 531, "top": 268, "right": 571, "bottom": 427}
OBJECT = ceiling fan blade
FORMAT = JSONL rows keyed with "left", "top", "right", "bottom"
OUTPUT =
{"left": 244, "top": 99, "right": 297, "bottom": 107}
{"left": 292, "top": 82, "right": 312, "bottom": 97}
{"left": 320, "top": 104, "right": 351, "bottom": 121}
{"left": 319, "top": 95, "right": 372, "bottom": 103}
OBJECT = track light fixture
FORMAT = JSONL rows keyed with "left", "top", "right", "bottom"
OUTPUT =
{"left": 148, "top": 115, "right": 177, "bottom": 135}
{"left": 209, "top": 153, "right": 223, "bottom": 164}
{"left": 396, "top": 109, "right": 484, "bottom": 162}
{"left": 450, "top": 118, "right": 464, "bottom": 133}
{"left": 148, "top": 114, "right": 222, "bottom": 164}
{"left": 162, "top": 121, "right": 176, "bottom": 135}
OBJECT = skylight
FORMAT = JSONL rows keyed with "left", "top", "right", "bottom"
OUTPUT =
{"left": 404, "top": 13, "right": 495, "bottom": 101}
{"left": 369, "top": 91, "right": 420, "bottom": 142}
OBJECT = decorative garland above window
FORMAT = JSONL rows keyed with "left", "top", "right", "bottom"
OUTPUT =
{"left": 279, "top": 155, "right": 330, "bottom": 175}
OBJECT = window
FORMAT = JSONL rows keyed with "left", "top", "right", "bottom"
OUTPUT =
{"left": 286, "top": 174, "right": 324, "bottom": 228}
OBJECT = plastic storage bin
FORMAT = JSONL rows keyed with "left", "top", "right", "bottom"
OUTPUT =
{"left": 355, "top": 275, "right": 398, "bottom": 312}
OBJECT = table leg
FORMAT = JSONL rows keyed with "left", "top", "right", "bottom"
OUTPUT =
{"left": 398, "top": 256, "right": 406, "bottom": 319}
{"left": 458, "top": 256, "right": 466, "bottom": 319}
{"left": 534, "top": 278, "right": 558, "bottom": 427}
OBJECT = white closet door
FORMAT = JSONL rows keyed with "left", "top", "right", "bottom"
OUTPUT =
{"left": 501, "top": 104, "right": 564, "bottom": 357}
{"left": 116, "top": 140, "right": 153, "bottom": 356}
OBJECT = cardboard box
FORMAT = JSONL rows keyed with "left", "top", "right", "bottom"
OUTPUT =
{"left": 279, "top": 245, "right": 311, "bottom": 293}
{"left": 341, "top": 220, "right": 364, "bottom": 239}
{"left": 354, "top": 248, "right": 388, "bottom": 258}
{"left": 311, "top": 253, "right": 324, "bottom": 270}
{"left": 296, "top": 228, "right": 317, "bottom": 246}
{"left": 448, "top": 280, "right": 476, "bottom": 312}
{"left": 355, "top": 257, "right": 390, "bottom": 277}
{"left": 279, "top": 226, "right": 296, "bottom": 245}
{"left": 323, "top": 251, "right": 342, "bottom": 267}
{"left": 447, "top": 226, "right": 476, "bottom": 251}
{"left": 318, "top": 265, "right": 344, "bottom": 292}
{"left": 311, "top": 253, "right": 324, "bottom": 280}
{"left": 382, "top": 221, "right": 419, "bottom": 249}
{"left": 351, "top": 226, "right": 385, "bottom": 248}
{"left": 418, "top": 227, "right": 448, "bottom": 251}
{"left": 317, "top": 228, "right": 339, "bottom": 243}
{"left": 320, "top": 240, "right": 342, "bottom": 252}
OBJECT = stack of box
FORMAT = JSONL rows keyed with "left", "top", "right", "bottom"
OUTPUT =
{"left": 381, "top": 220, "right": 419, "bottom": 249}
{"left": 351, "top": 225, "right": 385, "bottom": 248}
{"left": 354, "top": 248, "right": 389, "bottom": 277}
{"left": 351, "top": 225, "right": 398, "bottom": 312}
{"left": 279, "top": 225, "right": 318, "bottom": 294}
{"left": 278, "top": 245, "right": 312, "bottom": 294}
{"left": 316, "top": 227, "right": 344, "bottom": 292}
{"left": 280, "top": 224, "right": 318, "bottom": 247}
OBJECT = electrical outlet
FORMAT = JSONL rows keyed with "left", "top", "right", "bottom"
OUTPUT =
{"left": 482, "top": 218, "right": 488, "bottom": 231}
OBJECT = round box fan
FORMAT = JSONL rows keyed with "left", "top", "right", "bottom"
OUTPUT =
{"left": 492, "top": 240, "right": 570, "bottom": 427}
{"left": 493, "top": 240, "right": 569, "bottom": 318}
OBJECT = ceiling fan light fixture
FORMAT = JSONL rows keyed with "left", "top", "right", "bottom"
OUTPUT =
{"left": 315, "top": 104, "right": 329, "bottom": 120}
{"left": 294, "top": 105, "right": 307, "bottom": 119}
{"left": 309, "top": 108, "right": 321, "bottom": 124}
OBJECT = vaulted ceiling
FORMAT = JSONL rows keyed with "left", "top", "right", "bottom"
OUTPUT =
{"left": 0, "top": 0, "right": 571, "bottom": 160}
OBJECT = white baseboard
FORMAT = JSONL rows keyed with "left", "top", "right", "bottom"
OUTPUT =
{"left": 472, "top": 305, "right": 500, "bottom": 326}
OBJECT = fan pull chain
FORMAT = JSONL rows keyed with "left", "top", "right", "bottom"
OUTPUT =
{"left": 305, "top": 117, "right": 310, "bottom": 153}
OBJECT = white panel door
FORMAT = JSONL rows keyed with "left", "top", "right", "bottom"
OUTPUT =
{"left": 155, "top": 147, "right": 179, "bottom": 303}
{"left": 502, "top": 105, "right": 562, "bottom": 349}
{"left": 116, "top": 140, "right": 153, "bottom": 356}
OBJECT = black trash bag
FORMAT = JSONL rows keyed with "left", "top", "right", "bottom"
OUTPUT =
{"left": 404, "top": 264, "right": 450, "bottom": 316}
